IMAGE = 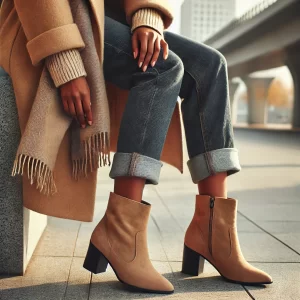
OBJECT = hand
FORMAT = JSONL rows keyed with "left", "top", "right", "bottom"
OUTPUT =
{"left": 132, "top": 27, "right": 169, "bottom": 72}
{"left": 60, "top": 77, "right": 92, "bottom": 128}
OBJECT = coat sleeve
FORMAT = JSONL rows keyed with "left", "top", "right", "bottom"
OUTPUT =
{"left": 124, "top": 0, "right": 174, "bottom": 29}
{"left": 14, "top": 0, "right": 85, "bottom": 66}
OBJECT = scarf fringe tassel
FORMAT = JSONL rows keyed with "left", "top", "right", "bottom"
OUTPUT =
{"left": 11, "top": 132, "right": 110, "bottom": 196}
{"left": 11, "top": 154, "right": 57, "bottom": 196}
{"left": 72, "top": 132, "right": 111, "bottom": 180}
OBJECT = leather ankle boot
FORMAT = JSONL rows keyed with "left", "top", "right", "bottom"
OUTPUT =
{"left": 83, "top": 192, "right": 174, "bottom": 294}
{"left": 182, "top": 195, "right": 272, "bottom": 285}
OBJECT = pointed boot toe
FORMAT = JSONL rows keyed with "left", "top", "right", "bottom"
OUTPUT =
{"left": 155, "top": 275, "right": 174, "bottom": 293}
{"left": 262, "top": 273, "right": 273, "bottom": 284}
{"left": 248, "top": 268, "right": 273, "bottom": 285}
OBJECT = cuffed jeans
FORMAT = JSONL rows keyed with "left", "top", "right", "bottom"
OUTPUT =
{"left": 104, "top": 16, "right": 241, "bottom": 185}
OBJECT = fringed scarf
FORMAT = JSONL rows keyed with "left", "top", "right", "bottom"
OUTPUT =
{"left": 12, "top": 0, "right": 110, "bottom": 195}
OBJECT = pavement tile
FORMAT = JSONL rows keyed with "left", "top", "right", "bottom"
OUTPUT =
{"left": 237, "top": 203, "right": 300, "bottom": 222}
{"left": 73, "top": 200, "right": 108, "bottom": 258}
{"left": 74, "top": 223, "right": 94, "bottom": 258}
{"left": 64, "top": 257, "right": 90, "bottom": 300}
{"left": 146, "top": 189, "right": 185, "bottom": 262}
{"left": 148, "top": 217, "right": 169, "bottom": 262}
{"left": 238, "top": 232, "right": 300, "bottom": 262}
{"left": 34, "top": 217, "right": 80, "bottom": 257}
{"left": 169, "top": 262, "right": 250, "bottom": 300}
{"left": 237, "top": 220, "right": 263, "bottom": 233}
{"left": 256, "top": 221, "right": 300, "bottom": 253}
{"left": 245, "top": 263, "right": 300, "bottom": 300}
{"left": 0, "top": 256, "right": 71, "bottom": 300}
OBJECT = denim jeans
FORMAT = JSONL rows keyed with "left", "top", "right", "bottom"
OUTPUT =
{"left": 104, "top": 16, "right": 241, "bottom": 184}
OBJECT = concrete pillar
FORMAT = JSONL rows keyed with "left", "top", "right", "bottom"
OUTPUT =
{"left": 286, "top": 46, "right": 300, "bottom": 128}
{"left": 229, "top": 81, "right": 240, "bottom": 125}
{"left": 243, "top": 76, "right": 274, "bottom": 124}
{"left": 0, "top": 68, "right": 47, "bottom": 275}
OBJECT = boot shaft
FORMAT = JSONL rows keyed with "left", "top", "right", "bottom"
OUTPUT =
{"left": 92, "top": 192, "right": 151, "bottom": 262}
{"left": 190, "top": 195, "right": 237, "bottom": 228}
{"left": 106, "top": 192, "right": 151, "bottom": 232}
{"left": 185, "top": 195, "right": 238, "bottom": 258}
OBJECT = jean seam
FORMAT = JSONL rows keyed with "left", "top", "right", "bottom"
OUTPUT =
{"left": 129, "top": 153, "right": 137, "bottom": 176}
{"left": 184, "top": 69, "right": 210, "bottom": 154}
{"left": 208, "top": 151, "right": 216, "bottom": 175}
{"left": 140, "top": 78, "right": 158, "bottom": 148}
{"left": 184, "top": 68, "right": 213, "bottom": 173}
{"left": 132, "top": 154, "right": 139, "bottom": 175}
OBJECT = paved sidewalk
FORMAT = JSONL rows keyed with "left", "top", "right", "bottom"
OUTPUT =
{"left": 1, "top": 129, "right": 300, "bottom": 300}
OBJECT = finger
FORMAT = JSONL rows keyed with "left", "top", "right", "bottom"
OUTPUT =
{"left": 68, "top": 98, "right": 77, "bottom": 122}
{"left": 151, "top": 38, "right": 161, "bottom": 67}
{"left": 74, "top": 96, "right": 86, "bottom": 128}
{"left": 142, "top": 33, "right": 155, "bottom": 72}
{"left": 138, "top": 33, "right": 148, "bottom": 68}
{"left": 61, "top": 95, "right": 69, "bottom": 115}
{"left": 82, "top": 91, "right": 93, "bottom": 126}
{"left": 161, "top": 39, "right": 169, "bottom": 60}
{"left": 132, "top": 32, "right": 139, "bottom": 59}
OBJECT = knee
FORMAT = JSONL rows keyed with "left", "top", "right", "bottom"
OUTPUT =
{"left": 157, "top": 50, "right": 184, "bottom": 81}
{"left": 211, "top": 48, "right": 227, "bottom": 70}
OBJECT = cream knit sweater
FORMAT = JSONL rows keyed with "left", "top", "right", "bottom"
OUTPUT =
{"left": 46, "top": 8, "right": 164, "bottom": 87}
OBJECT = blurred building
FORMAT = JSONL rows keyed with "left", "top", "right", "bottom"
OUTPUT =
{"left": 181, "top": 0, "right": 236, "bottom": 42}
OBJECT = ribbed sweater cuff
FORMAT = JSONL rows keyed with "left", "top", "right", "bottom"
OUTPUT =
{"left": 46, "top": 49, "right": 87, "bottom": 87}
{"left": 132, "top": 8, "right": 164, "bottom": 36}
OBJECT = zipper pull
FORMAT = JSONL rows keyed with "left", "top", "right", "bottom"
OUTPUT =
{"left": 210, "top": 197, "right": 215, "bottom": 208}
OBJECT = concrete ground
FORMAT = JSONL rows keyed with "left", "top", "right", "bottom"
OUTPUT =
{"left": 1, "top": 129, "right": 299, "bottom": 300}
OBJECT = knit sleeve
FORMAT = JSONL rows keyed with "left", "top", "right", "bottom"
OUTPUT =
{"left": 46, "top": 49, "right": 87, "bottom": 88}
{"left": 131, "top": 8, "right": 164, "bottom": 36}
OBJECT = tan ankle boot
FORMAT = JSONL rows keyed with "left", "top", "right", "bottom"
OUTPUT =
{"left": 182, "top": 195, "right": 272, "bottom": 285}
{"left": 83, "top": 192, "right": 174, "bottom": 294}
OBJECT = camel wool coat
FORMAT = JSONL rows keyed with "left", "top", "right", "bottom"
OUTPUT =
{"left": 0, "top": 0, "right": 183, "bottom": 221}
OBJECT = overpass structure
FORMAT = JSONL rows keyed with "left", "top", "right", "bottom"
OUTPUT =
{"left": 205, "top": 0, "right": 300, "bottom": 128}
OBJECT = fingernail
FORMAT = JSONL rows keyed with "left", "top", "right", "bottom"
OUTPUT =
{"left": 88, "top": 121, "right": 92, "bottom": 126}
{"left": 151, "top": 61, "right": 156, "bottom": 67}
{"left": 81, "top": 124, "right": 86, "bottom": 129}
{"left": 164, "top": 55, "right": 168, "bottom": 60}
{"left": 139, "top": 62, "right": 142, "bottom": 68}
{"left": 133, "top": 52, "right": 136, "bottom": 59}
{"left": 143, "top": 66, "right": 147, "bottom": 72}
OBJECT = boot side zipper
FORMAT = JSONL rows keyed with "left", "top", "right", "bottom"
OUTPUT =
{"left": 209, "top": 197, "right": 215, "bottom": 256}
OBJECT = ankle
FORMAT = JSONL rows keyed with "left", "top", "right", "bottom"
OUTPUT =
{"left": 114, "top": 177, "right": 146, "bottom": 202}
{"left": 197, "top": 172, "right": 227, "bottom": 198}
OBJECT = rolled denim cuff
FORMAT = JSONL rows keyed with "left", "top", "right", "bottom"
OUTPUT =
{"left": 187, "top": 148, "right": 241, "bottom": 183}
{"left": 109, "top": 152, "right": 163, "bottom": 185}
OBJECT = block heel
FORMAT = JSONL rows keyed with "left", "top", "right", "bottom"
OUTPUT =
{"left": 83, "top": 241, "right": 109, "bottom": 274}
{"left": 181, "top": 244, "right": 205, "bottom": 276}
